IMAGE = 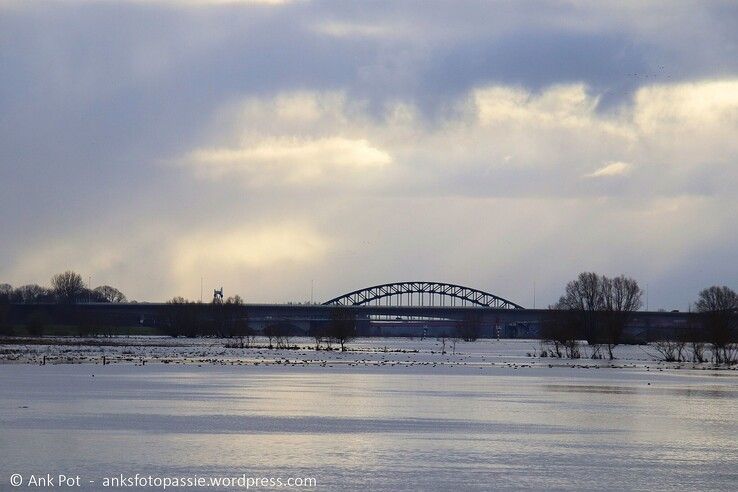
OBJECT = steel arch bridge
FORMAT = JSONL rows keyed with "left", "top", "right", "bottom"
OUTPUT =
{"left": 322, "top": 281, "right": 523, "bottom": 309}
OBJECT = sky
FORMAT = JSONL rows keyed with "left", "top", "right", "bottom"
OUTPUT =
{"left": 1, "top": 0, "right": 737, "bottom": 309}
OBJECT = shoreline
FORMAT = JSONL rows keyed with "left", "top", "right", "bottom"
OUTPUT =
{"left": 2, "top": 336, "right": 736, "bottom": 372}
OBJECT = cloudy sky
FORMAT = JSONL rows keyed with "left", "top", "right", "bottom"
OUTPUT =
{"left": 1, "top": 0, "right": 737, "bottom": 308}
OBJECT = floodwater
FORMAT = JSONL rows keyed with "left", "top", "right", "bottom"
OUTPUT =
{"left": 1, "top": 345, "right": 737, "bottom": 490}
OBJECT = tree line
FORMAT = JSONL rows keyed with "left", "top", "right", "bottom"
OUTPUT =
{"left": 161, "top": 295, "right": 250, "bottom": 339}
{"left": 3, "top": 270, "right": 735, "bottom": 363}
{"left": 541, "top": 272, "right": 737, "bottom": 364}
{"left": 162, "top": 297, "right": 358, "bottom": 351}
{"left": 0, "top": 271, "right": 126, "bottom": 305}
{"left": 0, "top": 271, "right": 128, "bottom": 336}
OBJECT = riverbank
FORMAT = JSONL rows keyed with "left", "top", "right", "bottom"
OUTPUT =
{"left": 2, "top": 336, "right": 736, "bottom": 371}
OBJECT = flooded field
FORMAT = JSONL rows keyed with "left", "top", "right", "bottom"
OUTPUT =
{"left": 1, "top": 339, "right": 737, "bottom": 490}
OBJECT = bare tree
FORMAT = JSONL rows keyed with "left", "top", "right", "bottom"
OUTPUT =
{"left": 695, "top": 286, "right": 738, "bottom": 364}
{"left": 232, "top": 312, "right": 254, "bottom": 347}
{"left": 682, "top": 316, "right": 707, "bottom": 363}
{"left": 540, "top": 319, "right": 563, "bottom": 358}
{"left": 51, "top": 271, "right": 86, "bottom": 304}
{"left": 272, "top": 322, "right": 293, "bottom": 349}
{"left": 209, "top": 295, "right": 243, "bottom": 337}
{"left": 600, "top": 275, "right": 643, "bottom": 359}
{"left": 310, "top": 320, "right": 327, "bottom": 350}
{"left": 540, "top": 307, "right": 583, "bottom": 359}
{"left": 226, "top": 295, "right": 243, "bottom": 305}
{"left": 556, "top": 272, "right": 642, "bottom": 360}
{"left": 14, "top": 284, "right": 54, "bottom": 303}
{"left": 261, "top": 322, "right": 293, "bottom": 349}
{"left": 558, "top": 272, "right": 606, "bottom": 312}
{"left": 263, "top": 324, "right": 277, "bottom": 349}
{"left": 0, "top": 285, "right": 11, "bottom": 336}
{"left": 328, "top": 307, "right": 356, "bottom": 351}
{"left": 691, "top": 338, "right": 707, "bottom": 363}
{"left": 557, "top": 272, "right": 606, "bottom": 355}
{"left": 450, "top": 334, "right": 460, "bottom": 355}
{"left": 163, "top": 297, "right": 201, "bottom": 337}
{"left": 722, "top": 344, "right": 738, "bottom": 366}
{"left": 0, "top": 283, "right": 12, "bottom": 300}
{"left": 652, "top": 339, "right": 687, "bottom": 362}
{"left": 93, "top": 285, "right": 127, "bottom": 303}
{"left": 438, "top": 333, "right": 448, "bottom": 354}
{"left": 225, "top": 295, "right": 251, "bottom": 343}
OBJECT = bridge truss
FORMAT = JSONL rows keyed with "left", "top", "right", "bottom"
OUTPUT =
{"left": 322, "top": 281, "right": 523, "bottom": 309}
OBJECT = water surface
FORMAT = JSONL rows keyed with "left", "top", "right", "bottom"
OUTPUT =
{"left": 1, "top": 360, "right": 736, "bottom": 490}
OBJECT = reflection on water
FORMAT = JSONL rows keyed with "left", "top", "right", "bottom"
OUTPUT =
{"left": 544, "top": 383, "right": 738, "bottom": 399}
{"left": 543, "top": 384, "right": 641, "bottom": 395}
{"left": 1, "top": 364, "right": 737, "bottom": 491}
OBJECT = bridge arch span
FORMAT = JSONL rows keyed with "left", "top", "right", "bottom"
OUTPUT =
{"left": 322, "top": 281, "right": 523, "bottom": 309}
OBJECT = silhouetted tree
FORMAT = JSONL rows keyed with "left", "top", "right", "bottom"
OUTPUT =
{"left": 310, "top": 320, "right": 327, "bottom": 350}
{"left": 600, "top": 275, "right": 643, "bottom": 359}
{"left": 540, "top": 306, "right": 582, "bottom": 358}
{"left": 0, "top": 283, "right": 12, "bottom": 300}
{"left": 262, "top": 321, "right": 293, "bottom": 348}
{"left": 51, "top": 271, "right": 86, "bottom": 304}
{"left": 652, "top": 338, "right": 687, "bottom": 362}
{"left": 540, "top": 309, "right": 564, "bottom": 357}
{"left": 232, "top": 313, "right": 254, "bottom": 347}
{"left": 695, "top": 286, "right": 738, "bottom": 364}
{"left": 263, "top": 323, "right": 278, "bottom": 349}
{"left": 0, "top": 285, "right": 12, "bottom": 336}
{"left": 275, "top": 324, "right": 292, "bottom": 349}
{"left": 683, "top": 315, "right": 707, "bottom": 363}
{"left": 211, "top": 299, "right": 229, "bottom": 337}
{"left": 328, "top": 307, "right": 356, "bottom": 351}
{"left": 557, "top": 272, "right": 642, "bottom": 359}
{"left": 215, "top": 295, "right": 246, "bottom": 338}
{"left": 93, "top": 285, "right": 127, "bottom": 303}
{"left": 163, "top": 297, "right": 201, "bottom": 337}
{"left": 14, "top": 284, "right": 54, "bottom": 303}
{"left": 653, "top": 320, "right": 693, "bottom": 363}
{"left": 439, "top": 333, "right": 448, "bottom": 354}
{"left": 558, "top": 272, "right": 605, "bottom": 354}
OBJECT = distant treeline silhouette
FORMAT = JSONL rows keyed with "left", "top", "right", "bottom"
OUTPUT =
{"left": 0, "top": 271, "right": 127, "bottom": 337}
{"left": 0, "top": 271, "right": 126, "bottom": 305}
{"left": 539, "top": 272, "right": 737, "bottom": 364}
{"left": 161, "top": 297, "right": 357, "bottom": 351}
{"left": 1, "top": 271, "right": 736, "bottom": 363}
